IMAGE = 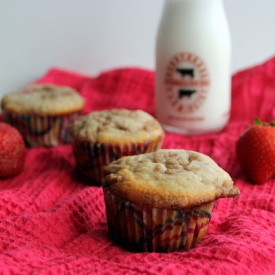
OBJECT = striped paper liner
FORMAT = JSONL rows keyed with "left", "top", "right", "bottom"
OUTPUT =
{"left": 103, "top": 187, "right": 216, "bottom": 252}
{"left": 71, "top": 135, "right": 163, "bottom": 185}
{"left": 2, "top": 111, "right": 82, "bottom": 147}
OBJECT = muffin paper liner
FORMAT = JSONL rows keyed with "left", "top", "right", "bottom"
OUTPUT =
{"left": 71, "top": 135, "right": 163, "bottom": 184}
{"left": 2, "top": 111, "right": 82, "bottom": 147}
{"left": 103, "top": 187, "right": 216, "bottom": 252}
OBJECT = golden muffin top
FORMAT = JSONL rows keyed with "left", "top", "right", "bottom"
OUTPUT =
{"left": 103, "top": 149, "right": 240, "bottom": 208}
{"left": 1, "top": 84, "right": 85, "bottom": 116}
{"left": 69, "top": 109, "right": 164, "bottom": 144}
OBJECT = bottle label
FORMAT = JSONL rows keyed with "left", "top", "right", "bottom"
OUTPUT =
{"left": 165, "top": 52, "right": 210, "bottom": 114}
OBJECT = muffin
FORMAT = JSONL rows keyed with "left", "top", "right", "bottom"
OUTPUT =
{"left": 69, "top": 109, "right": 164, "bottom": 184}
{"left": 102, "top": 149, "right": 240, "bottom": 252}
{"left": 1, "top": 84, "right": 85, "bottom": 147}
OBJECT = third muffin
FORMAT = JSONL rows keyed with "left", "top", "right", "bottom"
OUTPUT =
{"left": 1, "top": 84, "right": 85, "bottom": 147}
{"left": 69, "top": 108, "right": 164, "bottom": 184}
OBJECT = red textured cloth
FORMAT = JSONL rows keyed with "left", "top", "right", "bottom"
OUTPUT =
{"left": 1, "top": 57, "right": 275, "bottom": 275}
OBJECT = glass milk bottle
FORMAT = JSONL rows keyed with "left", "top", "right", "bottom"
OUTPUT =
{"left": 155, "top": 0, "right": 231, "bottom": 135}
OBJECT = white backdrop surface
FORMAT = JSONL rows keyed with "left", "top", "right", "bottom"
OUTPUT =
{"left": 0, "top": 0, "right": 275, "bottom": 98}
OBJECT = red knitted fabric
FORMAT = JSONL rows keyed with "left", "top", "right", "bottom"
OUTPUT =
{"left": 1, "top": 57, "right": 275, "bottom": 274}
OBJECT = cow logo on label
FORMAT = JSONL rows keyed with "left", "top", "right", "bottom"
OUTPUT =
{"left": 165, "top": 52, "right": 210, "bottom": 114}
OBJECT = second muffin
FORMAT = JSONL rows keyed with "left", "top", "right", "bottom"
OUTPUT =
{"left": 69, "top": 109, "right": 164, "bottom": 184}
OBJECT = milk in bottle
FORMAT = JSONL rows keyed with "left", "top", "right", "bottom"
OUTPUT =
{"left": 155, "top": 0, "right": 231, "bottom": 134}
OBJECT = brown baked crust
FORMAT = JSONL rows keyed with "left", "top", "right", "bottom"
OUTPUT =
{"left": 69, "top": 109, "right": 164, "bottom": 144}
{"left": 103, "top": 149, "right": 240, "bottom": 208}
{"left": 1, "top": 84, "right": 85, "bottom": 116}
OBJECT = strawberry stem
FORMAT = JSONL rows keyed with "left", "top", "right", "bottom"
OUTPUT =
{"left": 254, "top": 117, "right": 263, "bottom": 125}
{"left": 254, "top": 117, "right": 275, "bottom": 126}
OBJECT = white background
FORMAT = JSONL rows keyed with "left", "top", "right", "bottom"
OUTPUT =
{"left": 0, "top": 0, "right": 275, "bottom": 98}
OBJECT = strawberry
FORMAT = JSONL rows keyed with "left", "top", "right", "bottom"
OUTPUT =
{"left": 0, "top": 122, "right": 26, "bottom": 179}
{"left": 236, "top": 118, "right": 275, "bottom": 184}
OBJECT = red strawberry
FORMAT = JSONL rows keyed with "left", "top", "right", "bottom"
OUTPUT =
{"left": 0, "top": 122, "right": 26, "bottom": 178}
{"left": 236, "top": 118, "right": 275, "bottom": 184}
